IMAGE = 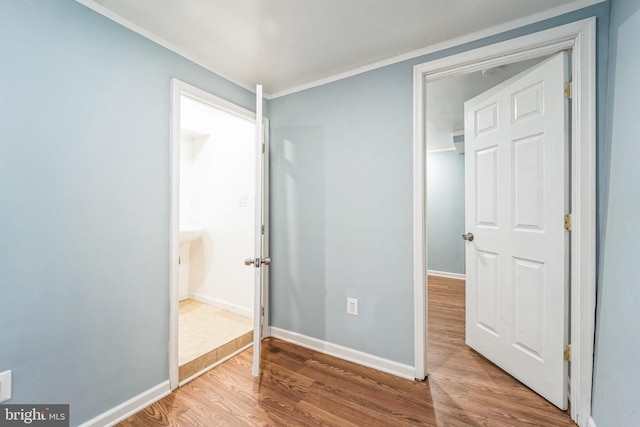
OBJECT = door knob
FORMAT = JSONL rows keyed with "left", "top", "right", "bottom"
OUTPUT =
{"left": 462, "top": 232, "right": 474, "bottom": 242}
{"left": 244, "top": 257, "right": 271, "bottom": 267}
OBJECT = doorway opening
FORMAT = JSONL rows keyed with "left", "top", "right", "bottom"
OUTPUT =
{"left": 169, "top": 80, "right": 262, "bottom": 388}
{"left": 177, "top": 94, "right": 256, "bottom": 384}
{"left": 425, "top": 53, "right": 575, "bottom": 421}
{"left": 413, "top": 18, "right": 596, "bottom": 427}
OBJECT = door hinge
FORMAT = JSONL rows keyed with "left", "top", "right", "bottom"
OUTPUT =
{"left": 564, "top": 344, "right": 571, "bottom": 361}
{"left": 564, "top": 214, "right": 572, "bottom": 231}
{"left": 262, "top": 142, "right": 265, "bottom": 153}
{"left": 261, "top": 225, "right": 265, "bottom": 235}
{"left": 565, "top": 82, "right": 572, "bottom": 99}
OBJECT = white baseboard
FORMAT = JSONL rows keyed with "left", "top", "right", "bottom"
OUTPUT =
{"left": 588, "top": 417, "right": 597, "bottom": 427}
{"left": 189, "top": 292, "right": 253, "bottom": 319}
{"left": 179, "top": 343, "right": 252, "bottom": 387}
{"left": 78, "top": 380, "right": 171, "bottom": 427}
{"left": 270, "top": 327, "right": 415, "bottom": 380}
{"left": 427, "top": 270, "right": 466, "bottom": 280}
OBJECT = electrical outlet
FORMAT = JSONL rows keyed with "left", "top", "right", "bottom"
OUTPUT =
{"left": 0, "top": 370, "right": 11, "bottom": 403}
{"left": 347, "top": 298, "right": 358, "bottom": 315}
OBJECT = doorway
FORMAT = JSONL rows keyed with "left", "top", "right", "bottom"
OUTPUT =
{"left": 169, "top": 80, "right": 262, "bottom": 388}
{"left": 177, "top": 94, "right": 255, "bottom": 384}
{"left": 426, "top": 51, "right": 571, "bottom": 404}
{"left": 413, "top": 18, "right": 596, "bottom": 426}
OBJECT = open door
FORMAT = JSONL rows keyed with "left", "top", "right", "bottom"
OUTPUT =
{"left": 463, "top": 52, "right": 569, "bottom": 408}
{"left": 245, "top": 85, "right": 269, "bottom": 377}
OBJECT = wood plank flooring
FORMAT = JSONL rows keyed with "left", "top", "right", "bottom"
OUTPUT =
{"left": 118, "top": 276, "right": 575, "bottom": 426}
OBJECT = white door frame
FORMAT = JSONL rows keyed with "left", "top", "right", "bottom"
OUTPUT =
{"left": 261, "top": 118, "right": 271, "bottom": 341}
{"left": 412, "top": 18, "right": 596, "bottom": 426}
{"left": 168, "top": 79, "right": 266, "bottom": 389}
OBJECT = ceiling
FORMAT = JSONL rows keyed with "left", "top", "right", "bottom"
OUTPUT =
{"left": 79, "top": 0, "right": 601, "bottom": 97}
{"left": 426, "top": 56, "right": 546, "bottom": 151}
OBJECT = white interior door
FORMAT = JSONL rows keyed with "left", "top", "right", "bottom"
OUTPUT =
{"left": 248, "top": 85, "right": 269, "bottom": 377}
{"left": 463, "top": 52, "right": 569, "bottom": 409}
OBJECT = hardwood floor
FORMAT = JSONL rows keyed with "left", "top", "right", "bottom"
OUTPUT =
{"left": 118, "top": 276, "right": 575, "bottom": 426}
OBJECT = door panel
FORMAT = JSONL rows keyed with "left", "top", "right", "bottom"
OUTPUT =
{"left": 464, "top": 52, "right": 569, "bottom": 409}
{"left": 513, "top": 257, "right": 545, "bottom": 360}
{"left": 476, "top": 147, "right": 499, "bottom": 227}
{"left": 513, "top": 134, "right": 545, "bottom": 230}
{"left": 476, "top": 250, "right": 499, "bottom": 336}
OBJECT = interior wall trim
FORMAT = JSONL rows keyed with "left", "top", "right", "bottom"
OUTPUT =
{"left": 427, "top": 270, "right": 466, "bottom": 280}
{"left": 77, "top": 381, "right": 170, "bottom": 427}
{"left": 188, "top": 293, "right": 254, "bottom": 319}
{"left": 270, "top": 328, "right": 415, "bottom": 380}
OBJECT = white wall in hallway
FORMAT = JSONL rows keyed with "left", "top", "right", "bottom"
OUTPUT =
{"left": 180, "top": 96, "right": 256, "bottom": 318}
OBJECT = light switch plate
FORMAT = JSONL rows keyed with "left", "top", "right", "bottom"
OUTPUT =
{"left": 0, "top": 370, "right": 11, "bottom": 403}
{"left": 347, "top": 298, "right": 358, "bottom": 315}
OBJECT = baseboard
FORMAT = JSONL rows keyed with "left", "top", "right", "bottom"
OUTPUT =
{"left": 188, "top": 292, "right": 253, "bottom": 319}
{"left": 588, "top": 417, "right": 598, "bottom": 427}
{"left": 78, "top": 380, "right": 170, "bottom": 427}
{"left": 427, "top": 270, "right": 466, "bottom": 280}
{"left": 270, "top": 327, "right": 415, "bottom": 380}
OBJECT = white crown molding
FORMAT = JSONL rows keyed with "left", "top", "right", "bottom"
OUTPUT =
{"left": 74, "top": 0, "right": 256, "bottom": 95}
{"left": 268, "top": 0, "right": 605, "bottom": 98}
{"left": 76, "top": 0, "right": 604, "bottom": 99}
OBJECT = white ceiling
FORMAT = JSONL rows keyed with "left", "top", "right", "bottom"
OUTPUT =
{"left": 426, "top": 56, "right": 546, "bottom": 151}
{"left": 79, "top": 0, "right": 602, "bottom": 97}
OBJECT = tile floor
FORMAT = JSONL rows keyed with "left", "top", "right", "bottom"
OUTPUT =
{"left": 178, "top": 299, "right": 253, "bottom": 382}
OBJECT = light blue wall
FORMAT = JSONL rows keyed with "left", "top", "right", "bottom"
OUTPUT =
{"left": 0, "top": 0, "right": 254, "bottom": 425}
{"left": 427, "top": 151, "right": 465, "bottom": 275}
{"left": 591, "top": 0, "right": 640, "bottom": 425}
{"left": 269, "top": 2, "right": 610, "bottom": 367}
{"left": 269, "top": 65, "right": 415, "bottom": 363}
